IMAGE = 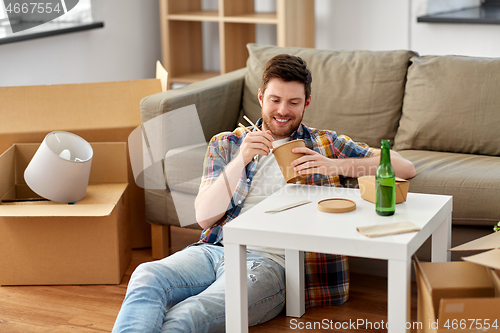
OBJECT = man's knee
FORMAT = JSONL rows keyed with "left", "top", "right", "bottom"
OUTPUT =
{"left": 162, "top": 294, "right": 225, "bottom": 333}
{"left": 245, "top": 258, "right": 286, "bottom": 321}
{"left": 128, "top": 261, "right": 167, "bottom": 290}
{"left": 246, "top": 259, "right": 285, "bottom": 290}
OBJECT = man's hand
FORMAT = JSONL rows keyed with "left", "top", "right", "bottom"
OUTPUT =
{"left": 239, "top": 130, "right": 275, "bottom": 165}
{"left": 195, "top": 130, "right": 274, "bottom": 229}
{"left": 289, "top": 147, "right": 416, "bottom": 179}
{"left": 290, "top": 147, "right": 341, "bottom": 176}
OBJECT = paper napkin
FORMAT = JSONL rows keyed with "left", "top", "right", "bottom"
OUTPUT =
{"left": 265, "top": 200, "right": 312, "bottom": 214}
{"left": 357, "top": 221, "right": 420, "bottom": 238}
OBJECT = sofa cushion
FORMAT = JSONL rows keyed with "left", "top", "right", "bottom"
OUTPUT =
{"left": 242, "top": 43, "right": 416, "bottom": 147}
{"left": 394, "top": 55, "right": 500, "bottom": 156}
{"left": 398, "top": 150, "right": 500, "bottom": 226}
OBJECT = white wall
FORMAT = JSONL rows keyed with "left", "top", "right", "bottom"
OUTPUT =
{"left": 314, "top": 0, "right": 500, "bottom": 58}
{"left": 2, "top": 0, "right": 499, "bottom": 88}
{"left": 204, "top": 0, "right": 414, "bottom": 71}
{"left": 0, "top": 0, "right": 161, "bottom": 87}
{"left": 315, "top": 0, "right": 411, "bottom": 51}
{"left": 411, "top": 0, "right": 500, "bottom": 57}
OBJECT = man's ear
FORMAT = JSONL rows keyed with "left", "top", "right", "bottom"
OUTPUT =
{"left": 304, "top": 95, "right": 312, "bottom": 110}
{"left": 258, "top": 89, "right": 263, "bottom": 107}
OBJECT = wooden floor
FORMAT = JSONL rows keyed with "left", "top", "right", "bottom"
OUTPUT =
{"left": 0, "top": 227, "right": 417, "bottom": 332}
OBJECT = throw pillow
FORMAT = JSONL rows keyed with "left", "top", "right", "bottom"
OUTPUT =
{"left": 242, "top": 43, "right": 416, "bottom": 148}
{"left": 394, "top": 55, "right": 500, "bottom": 156}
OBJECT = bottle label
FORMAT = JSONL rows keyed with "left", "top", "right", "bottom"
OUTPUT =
{"left": 376, "top": 139, "right": 395, "bottom": 216}
{"left": 376, "top": 177, "right": 396, "bottom": 215}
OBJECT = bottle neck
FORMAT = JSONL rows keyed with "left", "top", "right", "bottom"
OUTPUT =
{"left": 379, "top": 141, "right": 391, "bottom": 165}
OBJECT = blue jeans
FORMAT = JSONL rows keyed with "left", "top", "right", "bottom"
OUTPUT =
{"left": 112, "top": 243, "right": 286, "bottom": 333}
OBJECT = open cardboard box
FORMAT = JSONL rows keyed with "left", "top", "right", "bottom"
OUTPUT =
{"left": 414, "top": 231, "right": 500, "bottom": 332}
{"left": 0, "top": 142, "right": 131, "bottom": 285}
{"left": 358, "top": 175, "right": 410, "bottom": 204}
{"left": 0, "top": 62, "right": 167, "bottom": 248}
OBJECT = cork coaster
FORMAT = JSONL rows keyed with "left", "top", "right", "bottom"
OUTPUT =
{"left": 317, "top": 198, "right": 356, "bottom": 213}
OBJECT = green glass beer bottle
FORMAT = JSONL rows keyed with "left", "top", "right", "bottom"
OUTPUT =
{"left": 376, "top": 139, "right": 396, "bottom": 216}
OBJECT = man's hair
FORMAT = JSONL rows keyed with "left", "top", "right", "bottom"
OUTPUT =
{"left": 260, "top": 54, "right": 312, "bottom": 103}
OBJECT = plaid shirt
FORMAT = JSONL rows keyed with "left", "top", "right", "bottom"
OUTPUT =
{"left": 199, "top": 119, "right": 376, "bottom": 308}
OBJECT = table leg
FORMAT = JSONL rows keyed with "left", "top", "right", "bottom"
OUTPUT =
{"left": 285, "top": 250, "right": 305, "bottom": 317}
{"left": 225, "top": 243, "right": 248, "bottom": 333}
{"left": 388, "top": 258, "right": 411, "bottom": 333}
{"left": 432, "top": 213, "right": 452, "bottom": 262}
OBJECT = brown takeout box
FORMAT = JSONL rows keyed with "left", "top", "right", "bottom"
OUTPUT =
{"left": 414, "top": 231, "right": 500, "bottom": 333}
{"left": 0, "top": 76, "right": 164, "bottom": 248}
{"left": 358, "top": 175, "right": 410, "bottom": 204}
{"left": 0, "top": 142, "right": 131, "bottom": 286}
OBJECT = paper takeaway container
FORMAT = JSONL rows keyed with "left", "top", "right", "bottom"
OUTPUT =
{"left": 358, "top": 175, "right": 410, "bottom": 204}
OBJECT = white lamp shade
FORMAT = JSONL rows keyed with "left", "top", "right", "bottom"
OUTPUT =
{"left": 24, "top": 131, "right": 93, "bottom": 203}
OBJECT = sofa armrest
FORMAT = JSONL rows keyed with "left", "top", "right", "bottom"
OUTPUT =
{"left": 140, "top": 68, "right": 246, "bottom": 228}
{"left": 140, "top": 68, "right": 247, "bottom": 142}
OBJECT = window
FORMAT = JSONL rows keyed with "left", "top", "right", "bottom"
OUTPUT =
{"left": 418, "top": 0, "right": 500, "bottom": 24}
{"left": 1, "top": 2, "right": 7, "bottom": 20}
{"left": 0, "top": 0, "right": 93, "bottom": 26}
{"left": 0, "top": 0, "right": 102, "bottom": 45}
{"left": 53, "top": 0, "right": 93, "bottom": 23}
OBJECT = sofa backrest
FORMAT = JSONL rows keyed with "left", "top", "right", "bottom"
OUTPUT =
{"left": 242, "top": 44, "right": 416, "bottom": 148}
{"left": 394, "top": 55, "right": 500, "bottom": 156}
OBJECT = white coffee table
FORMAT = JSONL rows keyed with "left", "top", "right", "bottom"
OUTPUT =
{"left": 224, "top": 184, "right": 452, "bottom": 333}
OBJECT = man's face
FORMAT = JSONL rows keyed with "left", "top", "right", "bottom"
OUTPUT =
{"left": 258, "top": 78, "right": 311, "bottom": 140}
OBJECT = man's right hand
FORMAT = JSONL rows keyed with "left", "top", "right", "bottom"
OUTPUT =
{"left": 239, "top": 130, "right": 275, "bottom": 165}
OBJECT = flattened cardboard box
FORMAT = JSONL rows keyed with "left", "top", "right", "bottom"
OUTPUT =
{"left": 358, "top": 175, "right": 410, "bottom": 204}
{"left": 414, "top": 231, "right": 500, "bottom": 332}
{"left": 0, "top": 143, "right": 130, "bottom": 285}
{"left": 0, "top": 78, "right": 163, "bottom": 248}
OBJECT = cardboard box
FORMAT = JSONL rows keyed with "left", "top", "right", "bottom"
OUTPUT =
{"left": 0, "top": 142, "right": 131, "bottom": 285}
{"left": 0, "top": 77, "right": 164, "bottom": 248}
{"left": 414, "top": 232, "right": 500, "bottom": 332}
{"left": 358, "top": 175, "right": 410, "bottom": 204}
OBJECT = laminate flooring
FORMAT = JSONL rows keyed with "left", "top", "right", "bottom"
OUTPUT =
{"left": 0, "top": 227, "right": 417, "bottom": 332}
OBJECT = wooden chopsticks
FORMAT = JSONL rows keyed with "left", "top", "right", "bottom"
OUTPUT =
{"left": 238, "top": 123, "right": 251, "bottom": 133}
{"left": 241, "top": 115, "right": 276, "bottom": 148}
{"left": 243, "top": 115, "right": 260, "bottom": 132}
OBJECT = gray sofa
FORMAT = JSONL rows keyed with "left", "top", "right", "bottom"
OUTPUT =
{"left": 140, "top": 44, "right": 500, "bottom": 268}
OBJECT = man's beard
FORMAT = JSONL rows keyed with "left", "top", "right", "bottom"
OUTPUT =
{"left": 261, "top": 109, "right": 305, "bottom": 139}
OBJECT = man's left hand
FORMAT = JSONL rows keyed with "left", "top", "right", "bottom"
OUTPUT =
{"left": 290, "top": 147, "right": 341, "bottom": 177}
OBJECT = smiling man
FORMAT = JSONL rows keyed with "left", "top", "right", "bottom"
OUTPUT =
{"left": 112, "top": 54, "right": 416, "bottom": 333}
{"left": 258, "top": 75, "right": 309, "bottom": 140}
